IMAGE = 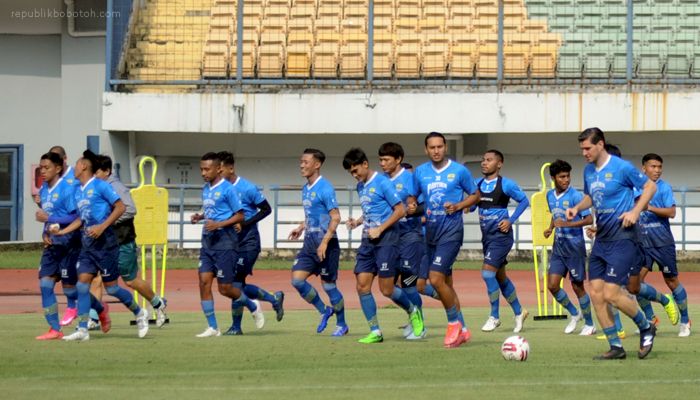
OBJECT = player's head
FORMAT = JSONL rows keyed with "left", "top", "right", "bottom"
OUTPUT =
{"left": 49, "top": 145, "right": 68, "bottom": 163}
{"left": 200, "top": 152, "right": 221, "bottom": 183}
{"left": 342, "top": 147, "right": 371, "bottom": 182}
{"left": 424, "top": 131, "right": 447, "bottom": 164}
{"left": 578, "top": 127, "right": 606, "bottom": 163}
{"left": 300, "top": 148, "right": 325, "bottom": 179}
{"left": 605, "top": 143, "right": 621, "bottom": 157}
{"left": 401, "top": 162, "right": 413, "bottom": 172}
{"left": 39, "top": 152, "right": 64, "bottom": 183}
{"left": 481, "top": 149, "right": 504, "bottom": 176}
{"left": 94, "top": 154, "right": 113, "bottom": 180}
{"left": 75, "top": 149, "right": 99, "bottom": 178}
{"left": 378, "top": 142, "right": 404, "bottom": 174}
{"left": 217, "top": 151, "right": 235, "bottom": 180}
{"left": 642, "top": 153, "right": 664, "bottom": 182}
{"left": 549, "top": 159, "right": 572, "bottom": 192}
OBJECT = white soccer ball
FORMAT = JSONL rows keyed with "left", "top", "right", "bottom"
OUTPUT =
{"left": 501, "top": 335, "right": 530, "bottom": 361}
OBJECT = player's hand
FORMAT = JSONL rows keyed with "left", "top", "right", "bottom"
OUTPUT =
{"left": 444, "top": 202, "right": 457, "bottom": 215}
{"left": 406, "top": 201, "right": 417, "bottom": 215}
{"left": 585, "top": 226, "right": 597, "bottom": 239}
{"left": 234, "top": 223, "right": 242, "bottom": 233}
{"left": 346, "top": 218, "right": 359, "bottom": 230}
{"left": 35, "top": 210, "right": 49, "bottom": 223}
{"left": 619, "top": 210, "right": 640, "bottom": 228}
{"left": 48, "top": 224, "right": 61, "bottom": 235}
{"left": 288, "top": 226, "right": 303, "bottom": 240}
{"left": 190, "top": 213, "right": 203, "bottom": 224}
{"left": 316, "top": 241, "right": 328, "bottom": 261}
{"left": 368, "top": 227, "right": 383, "bottom": 239}
{"left": 86, "top": 224, "right": 106, "bottom": 239}
{"left": 552, "top": 218, "right": 568, "bottom": 228}
{"left": 543, "top": 228, "right": 553, "bottom": 238}
{"left": 204, "top": 220, "right": 220, "bottom": 232}
{"left": 42, "top": 234, "right": 52, "bottom": 247}
{"left": 565, "top": 207, "right": 578, "bottom": 221}
{"left": 498, "top": 219, "right": 512, "bottom": 233}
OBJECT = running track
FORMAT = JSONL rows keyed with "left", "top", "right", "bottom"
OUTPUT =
{"left": 1, "top": 270, "right": 698, "bottom": 315}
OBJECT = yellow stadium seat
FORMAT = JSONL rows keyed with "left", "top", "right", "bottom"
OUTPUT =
{"left": 420, "top": 17, "right": 446, "bottom": 34}
{"left": 340, "top": 40, "right": 367, "bottom": 77}
{"left": 316, "top": 15, "right": 341, "bottom": 34}
{"left": 286, "top": 31, "right": 313, "bottom": 77}
{"left": 423, "top": 4, "right": 448, "bottom": 21}
{"left": 230, "top": 39, "right": 257, "bottom": 78}
{"left": 397, "top": 4, "right": 421, "bottom": 19}
{"left": 318, "top": 0, "right": 343, "bottom": 18}
{"left": 446, "top": 18, "right": 473, "bottom": 35}
{"left": 341, "top": 17, "right": 368, "bottom": 38}
{"left": 472, "top": 17, "right": 497, "bottom": 33}
{"left": 372, "top": 33, "right": 395, "bottom": 78}
{"left": 503, "top": 45, "right": 529, "bottom": 77}
{"left": 475, "top": 5, "right": 498, "bottom": 19}
{"left": 395, "top": 38, "right": 421, "bottom": 77}
{"left": 265, "top": 0, "right": 292, "bottom": 7}
{"left": 395, "top": 17, "right": 420, "bottom": 35}
{"left": 203, "top": 41, "right": 229, "bottom": 78}
{"left": 207, "top": 26, "right": 232, "bottom": 43}
{"left": 504, "top": 32, "right": 533, "bottom": 47}
{"left": 450, "top": 43, "right": 476, "bottom": 77}
{"left": 373, "top": 16, "right": 394, "bottom": 36}
{"left": 313, "top": 33, "right": 340, "bottom": 77}
{"left": 476, "top": 44, "right": 498, "bottom": 77}
{"left": 263, "top": 6, "right": 290, "bottom": 19}
{"left": 422, "top": 36, "right": 450, "bottom": 77}
{"left": 374, "top": 0, "right": 395, "bottom": 18}
{"left": 451, "top": 31, "right": 478, "bottom": 45}
{"left": 262, "top": 16, "right": 289, "bottom": 35}
{"left": 530, "top": 45, "right": 557, "bottom": 78}
{"left": 521, "top": 19, "right": 548, "bottom": 33}
{"left": 343, "top": 4, "right": 368, "bottom": 18}
{"left": 258, "top": 39, "right": 286, "bottom": 77}
{"left": 538, "top": 32, "right": 562, "bottom": 47}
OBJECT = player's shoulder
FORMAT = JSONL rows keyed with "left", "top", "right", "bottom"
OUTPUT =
{"left": 656, "top": 179, "right": 672, "bottom": 191}
{"left": 415, "top": 161, "right": 432, "bottom": 175}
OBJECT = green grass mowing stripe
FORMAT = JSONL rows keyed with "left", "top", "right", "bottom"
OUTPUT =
{"left": 2, "top": 307, "right": 698, "bottom": 400}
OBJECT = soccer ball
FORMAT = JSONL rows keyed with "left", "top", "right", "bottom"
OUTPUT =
{"left": 501, "top": 335, "right": 530, "bottom": 361}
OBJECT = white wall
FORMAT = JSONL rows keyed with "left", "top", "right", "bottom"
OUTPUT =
{"left": 0, "top": 0, "right": 63, "bottom": 35}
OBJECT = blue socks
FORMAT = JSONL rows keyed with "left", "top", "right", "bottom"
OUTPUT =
{"left": 231, "top": 295, "right": 250, "bottom": 330}
{"left": 243, "top": 284, "right": 277, "bottom": 304}
{"left": 673, "top": 284, "right": 690, "bottom": 324}
{"left": 403, "top": 286, "right": 422, "bottom": 310}
{"left": 90, "top": 294, "right": 104, "bottom": 314}
{"left": 323, "top": 283, "right": 346, "bottom": 327}
{"left": 637, "top": 295, "right": 656, "bottom": 321}
{"left": 446, "top": 305, "right": 459, "bottom": 324}
{"left": 76, "top": 282, "right": 92, "bottom": 330}
{"left": 481, "top": 270, "right": 500, "bottom": 319}
{"left": 612, "top": 308, "right": 623, "bottom": 332}
{"left": 389, "top": 286, "right": 413, "bottom": 313}
{"left": 422, "top": 283, "right": 440, "bottom": 300}
{"left": 292, "top": 278, "right": 326, "bottom": 314}
{"left": 201, "top": 300, "right": 217, "bottom": 329}
{"left": 499, "top": 277, "right": 523, "bottom": 316}
{"left": 632, "top": 310, "right": 651, "bottom": 331}
{"left": 639, "top": 283, "right": 669, "bottom": 305}
{"left": 105, "top": 284, "right": 140, "bottom": 315}
{"left": 359, "top": 292, "right": 379, "bottom": 332}
{"left": 40, "top": 278, "right": 59, "bottom": 331}
{"left": 63, "top": 286, "right": 77, "bottom": 309}
{"left": 578, "top": 294, "right": 594, "bottom": 326}
{"left": 603, "top": 325, "right": 623, "bottom": 348}
{"left": 554, "top": 288, "right": 579, "bottom": 317}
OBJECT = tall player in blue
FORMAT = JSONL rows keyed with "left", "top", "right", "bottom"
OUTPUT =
{"left": 191, "top": 152, "right": 250, "bottom": 338}
{"left": 62, "top": 150, "right": 149, "bottom": 341}
{"left": 378, "top": 142, "right": 431, "bottom": 339}
{"left": 635, "top": 153, "right": 688, "bottom": 336}
{"left": 543, "top": 159, "right": 596, "bottom": 335}
{"left": 476, "top": 150, "right": 529, "bottom": 334}
{"left": 410, "top": 132, "right": 479, "bottom": 348}
{"left": 218, "top": 151, "right": 284, "bottom": 335}
{"left": 288, "top": 149, "right": 348, "bottom": 336}
{"left": 34, "top": 152, "right": 82, "bottom": 340}
{"left": 566, "top": 128, "right": 658, "bottom": 360}
{"left": 344, "top": 148, "right": 424, "bottom": 344}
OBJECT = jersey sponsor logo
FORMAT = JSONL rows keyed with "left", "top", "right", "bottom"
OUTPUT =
{"left": 380, "top": 263, "right": 389, "bottom": 271}
{"left": 434, "top": 256, "right": 442, "bottom": 266}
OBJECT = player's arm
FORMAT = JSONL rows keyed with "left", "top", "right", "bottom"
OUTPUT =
{"left": 50, "top": 217, "right": 83, "bottom": 236}
{"left": 317, "top": 208, "right": 340, "bottom": 261}
{"left": 206, "top": 211, "right": 245, "bottom": 231}
{"left": 87, "top": 199, "right": 125, "bottom": 239}
{"left": 648, "top": 204, "right": 675, "bottom": 219}
{"left": 369, "top": 202, "right": 405, "bottom": 240}
{"left": 346, "top": 215, "right": 364, "bottom": 230}
{"left": 406, "top": 195, "right": 425, "bottom": 216}
{"left": 238, "top": 199, "right": 272, "bottom": 232}
{"left": 447, "top": 191, "right": 480, "bottom": 215}
{"left": 566, "top": 194, "right": 592, "bottom": 220}
{"left": 543, "top": 217, "right": 555, "bottom": 238}
{"left": 288, "top": 221, "right": 305, "bottom": 240}
{"left": 556, "top": 213, "right": 594, "bottom": 228}
{"left": 620, "top": 179, "right": 657, "bottom": 227}
{"left": 499, "top": 181, "right": 529, "bottom": 233}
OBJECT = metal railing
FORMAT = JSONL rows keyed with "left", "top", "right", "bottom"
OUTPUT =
{"left": 106, "top": 0, "right": 700, "bottom": 90}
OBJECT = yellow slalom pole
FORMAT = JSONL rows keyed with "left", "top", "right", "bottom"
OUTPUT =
{"left": 160, "top": 245, "right": 168, "bottom": 297}
{"left": 533, "top": 248, "right": 542, "bottom": 317}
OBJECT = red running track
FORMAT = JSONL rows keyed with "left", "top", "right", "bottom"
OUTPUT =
{"left": 1, "top": 269, "right": 698, "bottom": 315}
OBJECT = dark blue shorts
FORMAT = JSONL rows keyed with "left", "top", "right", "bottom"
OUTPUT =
{"left": 482, "top": 236, "right": 513, "bottom": 269}
{"left": 397, "top": 240, "right": 424, "bottom": 284}
{"left": 418, "top": 244, "right": 430, "bottom": 280}
{"left": 39, "top": 245, "right": 79, "bottom": 286}
{"left": 77, "top": 228, "right": 119, "bottom": 283}
{"left": 354, "top": 240, "right": 399, "bottom": 279}
{"left": 641, "top": 245, "right": 678, "bottom": 277}
{"left": 588, "top": 239, "right": 639, "bottom": 286}
{"left": 549, "top": 253, "right": 586, "bottom": 283}
{"left": 199, "top": 248, "right": 238, "bottom": 284}
{"left": 292, "top": 240, "right": 340, "bottom": 283}
{"left": 234, "top": 249, "right": 260, "bottom": 283}
{"left": 425, "top": 240, "right": 462, "bottom": 277}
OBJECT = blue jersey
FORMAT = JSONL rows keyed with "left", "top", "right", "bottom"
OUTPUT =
{"left": 639, "top": 179, "right": 675, "bottom": 248}
{"left": 233, "top": 176, "right": 266, "bottom": 250}
{"left": 547, "top": 187, "right": 590, "bottom": 257}
{"left": 583, "top": 155, "right": 648, "bottom": 242}
{"left": 357, "top": 172, "right": 402, "bottom": 241}
{"left": 413, "top": 159, "right": 477, "bottom": 245}
{"left": 75, "top": 177, "right": 121, "bottom": 227}
{"left": 63, "top": 166, "right": 78, "bottom": 187}
{"left": 40, "top": 177, "right": 78, "bottom": 246}
{"left": 201, "top": 178, "right": 242, "bottom": 249}
{"left": 302, "top": 176, "right": 339, "bottom": 248}
{"left": 476, "top": 176, "right": 528, "bottom": 241}
{"left": 387, "top": 168, "right": 423, "bottom": 243}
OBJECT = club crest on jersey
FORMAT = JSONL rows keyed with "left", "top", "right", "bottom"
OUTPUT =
{"left": 214, "top": 191, "right": 221, "bottom": 198}
{"left": 311, "top": 192, "right": 316, "bottom": 198}
{"left": 447, "top": 173, "right": 455, "bottom": 181}
{"left": 87, "top": 189, "right": 94, "bottom": 196}
{"left": 563, "top": 200, "right": 569, "bottom": 207}
{"left": 604, "top": 173, "right": 613, "bottom": 181}
{"left": 369, "top": 187, "right": 376, "bottom": 193}
{"left": 52, "top": 193, "right": 59, "bottom": 200}
{"left": 396, "top": 183, "right": 403, "bottom": 191}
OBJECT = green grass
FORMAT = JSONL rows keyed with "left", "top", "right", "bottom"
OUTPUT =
{"left": 2, "top": 307, "right": 698, "bottom": 399}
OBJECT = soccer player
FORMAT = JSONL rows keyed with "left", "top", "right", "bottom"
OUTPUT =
{"left": 410, "top": 132, "right": 479, "bottom": 348}
{"left": 62, "top": 150, "right": 149, "bottom": 341}
{"left": 543, "top": 159, "right": 596, "bottom": 335}
{"left": 217, "top": 151, "right": 283, "bottom": 335}
{"left": 635, "top": 153, "right": 689, "bottom": 336}
{"left": 344, "top": 148, "right": 424, "bottom": 343}
{"left": 476, "top": 150, "right": 529, "bottom": 333}
{"left": 34, "top": 152, "right": 83, "bottom": 340}
{"left": 191, "top": 152, "right": 251, "bottom": 338}
{"left": 377, "top": 143, "right": 428, "bottom": 339}
{"left": 566, "top": 127, "right": 658, "bottom": 360}
{"left": 94, "top": 155, "right": 169, "bottom": 327}
{"left": 288, "top": 149, "right": 348, "bottom": 336}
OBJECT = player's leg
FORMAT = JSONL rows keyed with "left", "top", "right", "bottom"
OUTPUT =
{"left": 59, "top": 245, "right": 79, "bottom": 327}
{"left": 240, "top": 249, "right": 283, "bottom": 314}
{"left": 428, "top": 241, "right": 468, "bottom": 348}
{"left": 376, "top": 245, "right": 424, "bottom": 339}
{"left": 321, "top": 244, "right": 347, "bottom": 336}
{"left": 640, "top": 246, "right": 679, "bottom": 325}
{"left": 588, "top": 244, "right": 625, "bottom": 359}
{"left": 634, "top": 266, "right": 658, "bottom": 323}
{"left": 658, "top": 245, "right": 690, "bottom": 336}
{"left": 549, "top": 255, "right": 581, "bottom": 333}
{"left": 571, "top": 279, "right": 595, "bottom": 335}
{"left": 417, "top": 243, "right": 440, "bottom": 300}
{"left": 228, "top": 254, "right": 264, "bottom": 334}
{"left": 356, "top": 271, "right": 382, "bottom": 343}
{"left": 399, "top": 241, "right": 423, "bottom": 313}
{"left": 291, "top": 252, "right": 333, "bottom": 332}
{"left": 196, "top": 247, "right": 220, "bottom": 337}
{"left": 37, "top": 248, "right": 62, "bottom": 339}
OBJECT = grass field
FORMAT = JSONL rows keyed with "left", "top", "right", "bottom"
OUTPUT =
{"left": 2, "top": 307, "right": 698, "bottom": 400}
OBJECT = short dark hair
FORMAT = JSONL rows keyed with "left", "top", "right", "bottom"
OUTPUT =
{"left": 40, "top": 152, "right": 64, "bottom": 174}
{"left": 201, "top": 152, "right": 221, "bottom": 164}
{"left": 49, "top": 145, "right": 67, "bottom": 159}
{"left": 217, "top": 151, "right": 235, "bottom": 166}
{"left": 424, "top": 131, "right": 446, "bottom": 147}
{"left": 642, "top": 153, "right": 663, "bottom": 164}
{"left": 81, "top": 149, "right": 99, "bottom": 173}
{"left": 486, "top": 149, "right": 504, "bottom": 162}
{"left": 401, "top": 162, "right": 413, "bottom": 170}
{"left": 578, "top": 127, "right": 606, "bottom": 144}
{"left": 342, "top": 148, "right": 368, "bottom": 170}
{"left": 605, "top": 143, "right": 622, "bottom": 157}
{"left": 303, "top": 148, "right": 326, "bottom": 165}
{"left": 96, "top": 154, "right": 113, "bottom": 173}
{"left": 549, "top": 159, "right": 572, "bottom": 177}
{"left": 378, "top": 142, "right": 404, "bottom": 160}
